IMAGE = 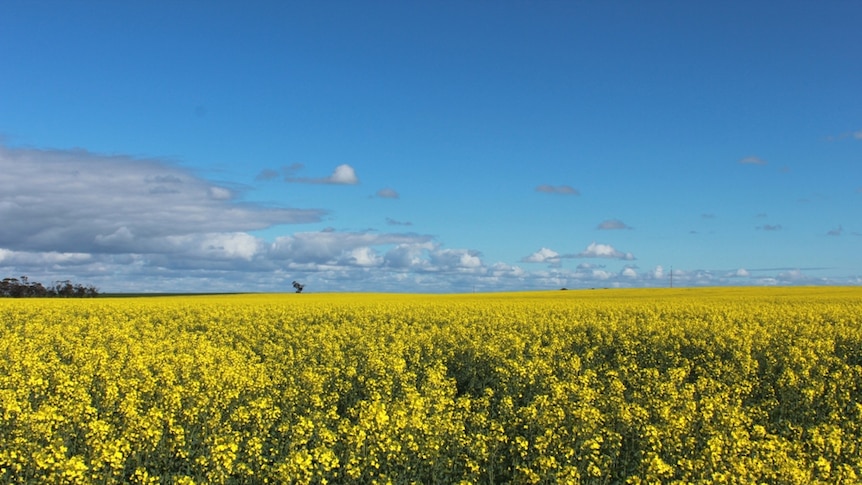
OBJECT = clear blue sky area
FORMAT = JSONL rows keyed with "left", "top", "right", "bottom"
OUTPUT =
{"left": 1, "top": 1, "right": 860, "bottom": 292}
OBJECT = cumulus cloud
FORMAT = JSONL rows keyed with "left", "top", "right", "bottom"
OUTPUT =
{"left": 330, "top": 164, "right": 359, "bottom": 184}
{"left": 522, "top": 247, "right": 561, "bottom": 264}
{"left": 535, "top": 184, "right": 579, "bottom": 195}
{"left": 200, "top": 232, "right": 263, "bottom": 261}
{"left": 342, "top": 247, "right": 382, "bottom": 267}
{"left": 728, "top": 268, "right": 750, "bottom": 277}
{"left": 286, "top": 163, "right": 359, "bottom": 184}
{"left": 576, "top": 242, "right": 635, "bottom": 260}
{"left": 383, "top": 242, "right": 435, "bottom": 269}
{"left": 596, "top": 219, "right": 632, "bottom": 230}
{"left": 739, "top": 156, "right": 767, "bottom": 165}
{"left": 429, "top": 249, "right": 483, "bottom": 271}
{"left": 376, "top": 188, "right": 399, "bottom": 199}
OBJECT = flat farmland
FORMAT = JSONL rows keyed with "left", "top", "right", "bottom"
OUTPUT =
{"left": 1, "top": 287, "right": 860, "bottom": 484}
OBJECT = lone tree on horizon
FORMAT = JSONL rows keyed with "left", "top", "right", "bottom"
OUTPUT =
{"left": 291, "top": 281, "right": 305, "bottom": 293}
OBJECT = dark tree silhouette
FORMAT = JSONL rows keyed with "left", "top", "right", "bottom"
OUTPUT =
{"left": 0, "top": 276, "right": 98, "bottom": 298}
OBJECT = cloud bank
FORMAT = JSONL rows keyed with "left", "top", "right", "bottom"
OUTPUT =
{"left": 2, "top": 145, "right": 855, "bottom": 293}
{"left": 0, "top": 146, "right": 528, "bottom": 292}
{"left": 0, "top": 146, "right": 325, "bottom": 254}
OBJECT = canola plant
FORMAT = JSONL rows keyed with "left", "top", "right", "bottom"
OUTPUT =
{"left": 1, "top": 287, "right": 860, "bottom": 484}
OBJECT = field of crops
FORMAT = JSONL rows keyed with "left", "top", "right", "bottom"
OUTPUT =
{"left": 1, "top": 287, "right": 860, "bottom": 484}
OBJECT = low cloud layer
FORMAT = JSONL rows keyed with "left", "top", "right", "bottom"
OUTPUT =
{"left": 0, "top": 146, "right": 529, "bottom": 292}
{"left": 2, "top": 145, "right": 855, "bottom": 293}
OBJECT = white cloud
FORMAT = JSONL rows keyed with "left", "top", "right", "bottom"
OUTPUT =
{"left": 429, "top": 248, "right": 483, "bottom": 270}
{"left": 576, "top": 242, "right": 635, "bottom": 260}
{"left": 271, "top": 231, "right": 432, "bottom": 265}
{"left": 590, "top": 269, "right": 612, "bottom": 280}
{"left": 777, "top": 269, "right": 806, "bottom": 282}
{"left": 522, "top": 247, "right": 560, "bottom": 264}
{"left": 729, "top": 268, "right": 750, "bottom": 277}
{"left": 330, "top": 164, "right": 359, "bottom": 184}
{"left": 621, "top": 267, "right": 637, "bottom": 278}
{"left": 285, "top": 164, "right": 359, "bottom": 185}
{"left": 202, "top": 233, "right": 262, "bottom": 261}
{"left": 384, "top": 242, "right": 435, "bottom": 269}
{"left": 488, "top": 262, "right": 525, "bottom": 278}
{"left": 342, "top": 247, "right": 382, "bottom": 267}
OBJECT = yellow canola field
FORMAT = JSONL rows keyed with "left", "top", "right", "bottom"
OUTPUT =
{"left": 1, "top": 287, "right": 861, "bottom": 484}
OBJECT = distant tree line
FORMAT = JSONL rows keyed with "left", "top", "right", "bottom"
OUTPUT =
{"left": 0, "top": 276, "right": 99, "bottom": 298}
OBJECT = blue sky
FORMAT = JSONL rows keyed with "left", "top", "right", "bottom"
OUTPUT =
{"left": 1, "top": 1, "right": 860, "bottom": 293}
